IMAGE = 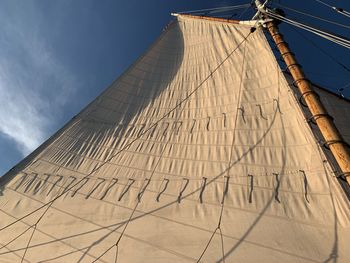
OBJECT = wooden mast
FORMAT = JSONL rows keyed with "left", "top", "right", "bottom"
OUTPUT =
{"left": 175, "top": 3, "right": 350, "bottom": 185}
{"left": 255, "top": 2, "right": 350, "bottom": 185}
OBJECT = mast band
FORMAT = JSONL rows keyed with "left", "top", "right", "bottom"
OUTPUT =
{"left": 336, "top": 172, "right": 350, "bottom": 179}
{"left": 293, "top": 78, "right": 310, "bottom": 86}
{"left": 287, "top": 63, "right": 303, "bottom": 70}
{"left": 280, "top": 51, "right": 294, "bottom": 58}
{"left": 311, "top": 113, "right": 334, "bottom": 122}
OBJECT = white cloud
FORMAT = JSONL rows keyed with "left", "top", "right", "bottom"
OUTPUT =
{"left": 0, "top": 3, "right": 77, "bottom": 156}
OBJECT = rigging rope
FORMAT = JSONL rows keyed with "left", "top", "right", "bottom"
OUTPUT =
{"left": 238, "top": 2, "right": 254, "bottom": 19}
{"left": 268, "top": 11, "right": 350, "bottom": 45}
{"left": 177, "top": 4, "right": 250, "bottom": 15}
{"left": 313, "top": 0, "right": 350, "bottom": 18}
{"left": 314, "top": 0, "right": 335, "bottom": 9}
{"left": 274, "top": 3, "right": 350, "bottom": 29}
{"left": 287, "top": 23, "right": 350, "bottom": 95}
{"left": 0, "top": 25, "right": 254, "bottom": 249}
{"left": 338, "top": 81, "right": 350, "bottom": 94}
{"left": 266, "top": 11, "right": 350, "bottom": 49}
{"left": 196, "top": 33, "right": 248, "bottom": 263}
{"left": 288, "top": 25, "right": 350, "bottom": 75}
{"left": 91, "top": 28, "right": 254, "bottom": 263}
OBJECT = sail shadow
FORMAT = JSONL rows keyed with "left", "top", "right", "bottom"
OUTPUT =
{"left": 0, "top": 21, "right": 185, "bottom": 263}
{"left": 76, "top": 227, "right": 118, "bottom": 263}
{"left": 0, "top": 104, "right": 282, "bottom": 262}
{"left": 0, "top": 19, "right": 185, "bottom": 184}
{"left": 322, "top": 159, "right": 339, "bottom": 263}
{"left": 75, "top": 103, "right": 283, "bottom": 262}
{"left": 323, "top": 216, "right": 338, "bottom": 263}
{"left": 216, "top": 99, "right": 287, "bottom": 262}
{"left": 38, "top": 246, "right": 97, "bottom": 263}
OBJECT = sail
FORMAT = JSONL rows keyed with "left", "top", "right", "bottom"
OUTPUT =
{"left": 284, "top": 72, "right": 350, "bottom": 183}
{"left": 314, "top": 86, "right": 350, "bottom": 145}
{"left": 0, "top": 15, "right": 349, "bottom": 262}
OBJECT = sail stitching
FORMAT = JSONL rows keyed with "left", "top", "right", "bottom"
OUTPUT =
{"left": 0, "top": 27, "right": 254, "bottom": 245}
{"left": 196, "top": 37, "right": 248, "bottom": 263}
{"left": 9, "top": 170, "right": 314, "bottom": 209}
{"left": 91, "top": 25, "right": 254, "bottom": 263}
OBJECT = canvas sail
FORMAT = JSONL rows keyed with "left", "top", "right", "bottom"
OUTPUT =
{"left": 0, "top": 15, "right": 349, "bottom": 262}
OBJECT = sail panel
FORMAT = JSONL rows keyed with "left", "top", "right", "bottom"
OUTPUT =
{"left": 317, "top": 88, "right": 350, "bottom": 145}
{"left": 0, "top": 15, "right": 349, "bottom": 262}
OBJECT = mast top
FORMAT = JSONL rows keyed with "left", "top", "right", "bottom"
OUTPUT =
{"left": 252, "top": 0, "right": 269, "bottom": 19}
{"left": 172, "top": 1, "right": 273, "bottom": 29}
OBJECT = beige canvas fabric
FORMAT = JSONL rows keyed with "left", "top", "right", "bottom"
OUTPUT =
{"left": 316, "top": 87, "right": 350, "bottom": 145}
{"left": 284, "top": 73, "right": 350, "bottom": 179}
{"left": 0, "top": 15, "right": 349, "bottom": 262}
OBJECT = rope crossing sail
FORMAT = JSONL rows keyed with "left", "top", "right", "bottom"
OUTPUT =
{"left": 0, "top": 2, "right": 349, "bottom": 263}
{"left": 92, "top": 27, "right": 254, "bottom": 263}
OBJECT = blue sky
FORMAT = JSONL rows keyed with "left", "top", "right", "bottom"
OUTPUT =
{"left": 0, "top": 0, "right": 349, "bottom": 176}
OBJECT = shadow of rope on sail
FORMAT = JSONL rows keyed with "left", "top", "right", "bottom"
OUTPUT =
{"left": 0, "top": 25, "right": 255, "bottom": 263}
{"left": 90, "top": 29, "right": 255, "bottom": 263}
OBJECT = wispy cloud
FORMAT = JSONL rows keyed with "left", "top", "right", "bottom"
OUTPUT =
{"left": 0, "top": 2, "right": 77, "bottom": 155}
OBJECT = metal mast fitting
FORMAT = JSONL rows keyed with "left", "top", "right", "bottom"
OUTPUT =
{"left": 254, "top": 0, "right": 350, "bottom": 185}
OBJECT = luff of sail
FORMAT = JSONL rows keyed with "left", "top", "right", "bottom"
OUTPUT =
{"left": 0, "top": 15, "right": 349, "bottom": 263}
